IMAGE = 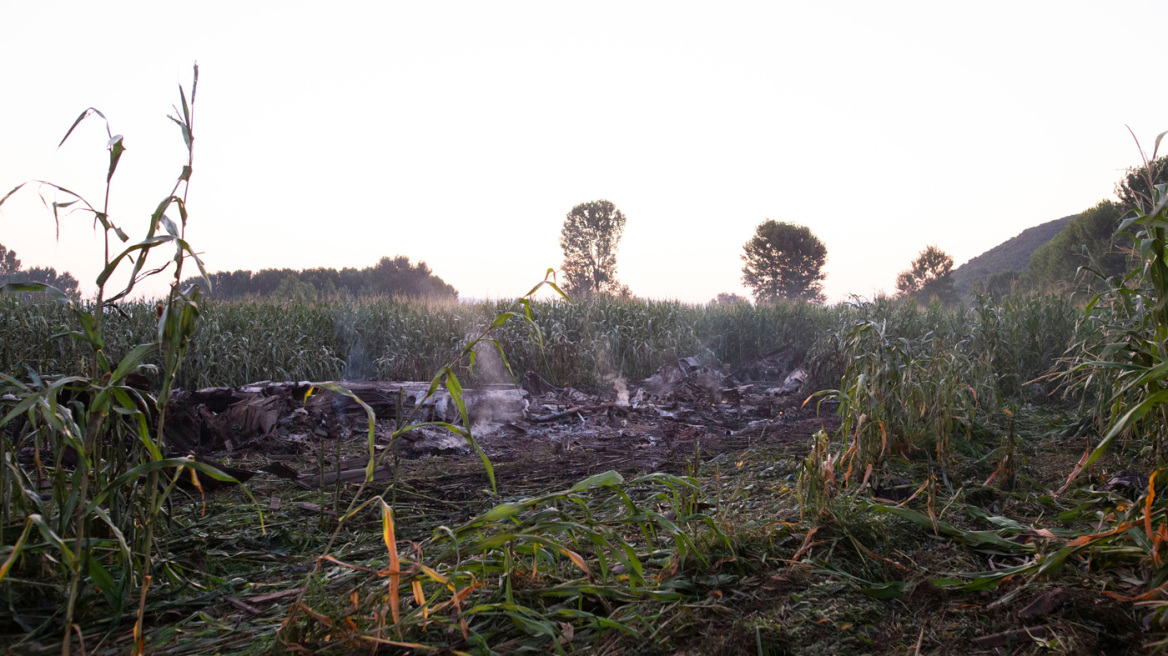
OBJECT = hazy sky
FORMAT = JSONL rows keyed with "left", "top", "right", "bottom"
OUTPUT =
{"left": 2, "top": 1, "right": 1165, "bottom": 303}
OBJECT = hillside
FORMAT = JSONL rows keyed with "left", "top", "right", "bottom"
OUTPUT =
{"left": 952, "top": 215, "right": 1074, "bottom": 293}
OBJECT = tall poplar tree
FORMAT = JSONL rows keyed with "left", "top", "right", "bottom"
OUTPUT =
{"left": 559, "top": 199, "right": 628, "bottom": 297}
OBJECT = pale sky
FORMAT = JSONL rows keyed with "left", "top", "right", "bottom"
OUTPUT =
{"left": 2, "top": 1, "right": 1165, "bottom": 304}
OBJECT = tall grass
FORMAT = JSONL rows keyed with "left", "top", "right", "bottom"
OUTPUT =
{"left": 967, "top": 292, "right": 1080, "bottom": 400}
{"left": 1058, "top": 137, "right": 1168, "bottom": 468}
{"left": 801, "top": 293, "right": 1079, "bottom": 511}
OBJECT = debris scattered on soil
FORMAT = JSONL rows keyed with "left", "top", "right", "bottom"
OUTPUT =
{"left": 730, "top": 345, "right": 804, "bottom": 382}
{"left": 161, "top": 353, "right": 826, "bottom": 484}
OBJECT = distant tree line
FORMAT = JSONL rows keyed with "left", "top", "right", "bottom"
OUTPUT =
{"left": 185, "top": 256, "right": 458, "bottom": 302}
{"left": 0, "top": 243, "right": 80, "bottom": 296}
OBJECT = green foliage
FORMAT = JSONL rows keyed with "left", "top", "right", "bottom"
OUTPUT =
{"left": 1026, "top": 199, "right": 1129, "bottom": 291}
{"left": 1115, "top": 154, "right": 1168, "bottom": 212}
{"left": 282, "top": 470, "right": 718, "bottom": 652}
{"left": 808, "top": 293, "right": 1076, "bottom": 485}
{"left": 967, "top": 292, "right": 1078, "bottom": 400}
{"left": 0, "top": 66, "right": 220, "bottom": 653}
{"left": 1057, "top": 150, "right": 1168, "bottom": 468}
{"left": 804, "top": 143, "right": 1168, "bottom": 617}
{"left": 740, "top": 220, "right": 827, "bottom": 304}
{"left": 2, "top": 295, "right": 840, "bottom": 391}
{"left": 559, "top": 199, "right": 628, "bottom": 297}
{"left": 895, "top": 245, "right": 956, "bottom": 305}
{"left": 816, "top": 303, "right": 990, "bottom": 479}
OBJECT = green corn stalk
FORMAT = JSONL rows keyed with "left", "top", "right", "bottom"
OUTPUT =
{"left": 0, "top": 65, "right": 258, "bottom": 656}
{"left": 1056, "top": 132, "right": 1168, "bottom": 473}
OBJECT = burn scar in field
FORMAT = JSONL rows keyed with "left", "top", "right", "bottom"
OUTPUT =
{"left": 159, "top": 353, "right": 837, "bottom": 491}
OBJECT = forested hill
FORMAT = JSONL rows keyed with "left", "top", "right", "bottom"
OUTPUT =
{"left": 185, "top": 256, "right": 458, "bottom": 302}
{"left": 952, "top": 215, "right": 1074, "bottom": 294}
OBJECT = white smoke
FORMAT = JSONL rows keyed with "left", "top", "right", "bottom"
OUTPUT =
{"left": 614, "top": 377, "right": 630, "bottom": 406}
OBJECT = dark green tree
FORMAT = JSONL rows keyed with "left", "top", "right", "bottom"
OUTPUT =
{"left": 896, "top": 245, "right": 956, "bottom": 304}
{"left": 740, "top": 220, "right": 827, "bottom": 303}
{"left": 559, "top": 199, "right": 627, "bottom": 297}
{"left": 1115, "top": 156, "right": 1168, "bottom": 212}
{"left": 1026, "top": 199, "right": 1129, "bottom": 289}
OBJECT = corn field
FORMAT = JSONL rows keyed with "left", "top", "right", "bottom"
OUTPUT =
{"left": 1, "top": 293, "right": 1078, "bottom": 398}
{"left": 1, "top": 296, "right": 840, "bottom": 390}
